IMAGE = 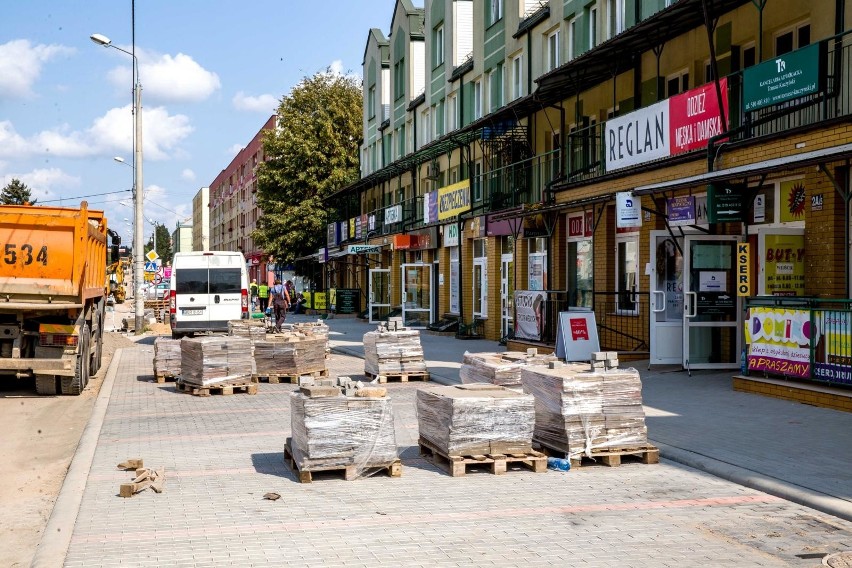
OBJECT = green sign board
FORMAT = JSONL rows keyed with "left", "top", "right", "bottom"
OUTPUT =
{"left": 743, "top": 43, "right": 822, "bottom": 112}
{"left": 707, "top": 184, "right": 744, "bottom": 223}
{"left": 333, "top": 288, "right": 361, "bottom": 315}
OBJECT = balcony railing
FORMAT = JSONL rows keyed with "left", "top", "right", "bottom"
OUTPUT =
{"left": 477, "top": 149, "right": 560, "bottom": 210}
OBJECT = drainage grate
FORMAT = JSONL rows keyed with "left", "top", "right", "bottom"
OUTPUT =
{"left": 824, "top": 551, "right": 852, "bottom": 567}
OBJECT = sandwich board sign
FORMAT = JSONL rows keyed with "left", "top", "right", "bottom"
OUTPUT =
{"left": 555, "top": 310, "right": 601, "bottom": 361}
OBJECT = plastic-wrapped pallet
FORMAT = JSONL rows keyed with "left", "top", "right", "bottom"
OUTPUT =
{"left": 521, "top": 366, "right": 648, "bottom": 458}
{"left": 289, "top": 391, "right": 398, "bottom": 478}
{"left": 416, "top": 384, "right": 535, "bottom": 456}
{"left": 153, "top": 337, "right": 182, "bottom": 377}
{"left": 254, "top": 335, "right": 326, "bottom": 375}
{"left": 459, "top": 351, "right": 562, "bottom": 389}
{"left": 180, "top": 336, "right": 253, "bottom": 387}
{"left": 363, "top": 327, "right": 427, "bottom": 376}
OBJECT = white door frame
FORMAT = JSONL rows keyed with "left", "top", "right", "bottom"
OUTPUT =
{"left": 401, "top": 263, "right": 432, "bottom": 328}
{"left": 368, "top": 268, "right": 391, "bottom": 324}
{"left": 500, "top": 253, "right": 513, "bottom": 339}
{"left": 649, "top": 231, "right": 684, "bottom": 365}
{"left": 683, "top": 234, "right": 741, "bottom": 371}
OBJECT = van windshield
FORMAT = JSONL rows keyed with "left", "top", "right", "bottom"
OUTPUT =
{"left": 175, "top": 267, "right": 242, "bottom": 294}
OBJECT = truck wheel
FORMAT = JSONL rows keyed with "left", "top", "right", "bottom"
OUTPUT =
{"left": 35, "top": 374, "right": 58, "bottom": 395}
{"left": 63, "top": 326, "right": 90, "bottom": 395}
{"left": 91, "top": 315, "right": 103, "bottom": 375}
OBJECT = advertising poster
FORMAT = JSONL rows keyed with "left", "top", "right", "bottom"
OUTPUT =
{"left": 555, "top": 311, "right": 601, "bottom": 361}
{"left": 667, "top": 196, "right": 696, "bottom": 226}
{"left": 763, "top": 233, "right": 805, "bottom": 296}
{"left": 528, "top": 254, "right": 546, "bottom": 290}
{"left": 669, "top": 78, "right": 729, "bottom": 155}
{"left": 514, "top": 290, "right": 546, "bottom": 341}
{"left": 745, "top": 307, "right": 811, "bottom": 378}
{"left": 813, "top": 310, "right": 852, "bottom": 385}
{"left": 780, "top": 180, "right": 807, "bottom": 222}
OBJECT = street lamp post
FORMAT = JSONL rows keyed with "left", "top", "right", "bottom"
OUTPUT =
{"left": 147, "top": 218, "right": 157, "bottom": 256}
{"left": 91, "top": 32, "right": 145, "bottom": 333}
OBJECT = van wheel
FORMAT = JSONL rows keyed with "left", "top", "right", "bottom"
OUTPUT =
{"left": 63, "top": 326, "right": 90, "bottom": 395}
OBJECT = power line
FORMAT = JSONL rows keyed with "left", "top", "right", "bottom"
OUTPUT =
{"left": 41, "top": 189, "right": 131, "bottom": 204}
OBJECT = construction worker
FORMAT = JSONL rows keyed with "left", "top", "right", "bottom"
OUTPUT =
{"left": 258, "top": 281, "right": 270, "bottom": 313}
{"left": 249, "top": 279, "right": 259, "bottom": 311}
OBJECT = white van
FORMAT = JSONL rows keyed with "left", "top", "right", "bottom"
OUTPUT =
{"left": 169, "top": 251, "right": 249, "bottom": 338}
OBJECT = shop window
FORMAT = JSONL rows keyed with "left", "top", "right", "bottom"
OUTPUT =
{"left": 528, "top": 237, "right": 547, "bottom": 290}
{"left": 616, "top": 233, "right": 639, "bottom": 314}
{"left": 473, "top": 238, "right": 488, "bottom": 318}
{"left": 567, "top": 213, "right": 593, "bottom": 308}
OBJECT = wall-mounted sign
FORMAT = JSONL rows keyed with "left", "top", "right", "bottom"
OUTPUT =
{"left": 811, "top": 193, "right": 824, "bottom": 211}
{"left": 745, "top": 306, "right": 811, "bottom": 378}
{"left": 707, "top": 183, "right": 744, "bottom": 223}
{"left": 616, "top": 192, "right": 642, "bottom": 228}
{"left": 349, "top": 218, "right": 356, "bottom": 240}
{"left": 743, "top": 43, "right": 822, "bottom": 112}
{"left": 326, "top": 223, "right": 339, "bottom": 247}
{"left": 443, "top": 223, "right": 459, "bottom": 247}
{"left": 605, "top": 100, "right": 670, "bottom": 171}
{"left": 423, "top": 191, "right": 438, "bottom": 224}
{"left": 384, "top": 204, "right": 402, "bottom": 225}
{"left": 780, "top": 180, "right": 807, "bottom": 222}
{"left": 354, "top": 215, "right": 362, "bottom": 239}
{"left": 736, "top": 243, "right": 750, "bottom": 296}
{"left": 667, "top": 195, "right": 696, "bottom": 226}
{"left": 347, "top": 244, "right": 380, "bottom": 254}
{"left": 338, "top": 220, "right": 349, "bottom": 242}
{"left": 669, "top": 78, "right": 729, "bottom": 154}
{"left": 763, "top": 233, "right": 805, "bottom": 296}
{"left": 437, "top": 181, "right": 471, "bottom": 220}
{"left": 366, "top": 214, "right": 374, "bottom": 231}
{"left": 753, "top": 194, "right": 766, "bottom": 222}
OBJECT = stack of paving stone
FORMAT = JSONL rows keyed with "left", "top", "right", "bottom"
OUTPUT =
{"left": 459, "top": 350, "right": 561, "bottom": 389}
{"left": 290, "top": 321, "right": 330, "bottom": 356}
{"left": 253, "top": 333, "right": 326, "bottom": 376}
{"left": 416, "top": 384, "right": 535, "bottom": 456}
{"left": 153, "top": 337, "right": 182, "bottom": 377}
{"left": 521, "top": 365, "right": 648, "bottom": 457}
{"left": 228, "top": 319, "right": 267, "bottom": 342}
{"left": 363, "top": 321, "right": 427, "bottom": 376}
{"left": 289, "top": 388, "right": 398, "bottom": 474}
{"left": 180, "top": 336, "right": 253, "bottom": 387}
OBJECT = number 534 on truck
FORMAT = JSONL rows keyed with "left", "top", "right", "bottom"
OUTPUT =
{"left": 0, "top": 201, "right": 108, "bottom": 395}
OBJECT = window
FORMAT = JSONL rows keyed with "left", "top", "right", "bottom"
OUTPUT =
{"left": 568, "top": 17, "right": 578, "bottom": 61}
{"left": 527, "top": 238, "right": 547, "bottom": 290}
{"left": 472, "top": 161, "right": 482, "bottom": 201}
{"left": 368, "top": 85, "right": 376, "bottom": 119}
{"left": 434, "top": 24, "right": 444, "bottom": 67}
{"left": 588, "top": 6, "right": 598, "bottom": 49}
{"left": 394, "top": 60, "right": 405, "bottom": 99}
{"left": 447, "top": 93, "right": 458, "bottom": 132}
{"left": 488, "top": 65, "right": 502, "bottom": 112}
{"left": 616, "top": 233, "right": 639, "bottom": 313}
{"left": 489, "top": 0, "right": 503, "bottom": 26}
{"left": 421, "top": 108, "right": 431, "bottom": 145}
{"left": 607, "top": 0, "right": 625, "bottom": 39}
{"left": 473, "top": 79, "right": 483, "bottom": 119}
{"left": 511, "top": 54, "right": 523, "bottom": 100}
{"left": 742, "top": 43, "right": 756, "bottom": 69}
{"left": 666, "top": 69, "right": 689, "bottom": 97}
{"left": 775, "top": 22, "right": 810, "bottom": 55}
{"left": 547, "top": 29, "right": 560, "bottom": 71}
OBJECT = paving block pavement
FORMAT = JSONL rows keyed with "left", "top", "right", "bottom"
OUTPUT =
{"left": 55, "top": 341, "right": 852, "bottom": 567}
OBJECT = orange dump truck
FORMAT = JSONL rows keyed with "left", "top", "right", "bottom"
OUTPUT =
{"left": 0, "top": 202, "right": 107, "bottom": 395}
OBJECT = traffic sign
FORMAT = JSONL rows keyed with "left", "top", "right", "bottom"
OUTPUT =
{"left": 145, "top": 249, "right": 159, "bottom": 262}
{"left": 144, "top": 261, "right": 158, "bottom": 272}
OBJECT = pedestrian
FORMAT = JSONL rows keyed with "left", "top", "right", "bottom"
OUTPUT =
{"left": 258, "top": 281, "right": 269, "bottom": 313}
{"left": 249, "top": 279, "right": 259, "bottom": 312}
{"left": 270, "top": 278, "right": 290, "bottom": 332}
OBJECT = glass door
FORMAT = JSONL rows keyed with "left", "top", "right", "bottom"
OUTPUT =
{"left": 473, "top": 257, "right": 488, "bottom": 318}
{"left": 683, "top": 235, "right": 741, "bottom": 370}
{"left": 401, "top": 263, "right": 432, "bottom": 328}
{"left": 368, "top": 268, "right": 391, "bottom": 323}
{"left": 649, "top": 231, "right": 684, "bottom": 365}
{"left": 501, "top": 253, "right": 514, "bottom": 339}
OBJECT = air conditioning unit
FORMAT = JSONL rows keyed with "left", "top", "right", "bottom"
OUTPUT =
{"left": 426, "top": 162, "right": 440, "bottom": 180}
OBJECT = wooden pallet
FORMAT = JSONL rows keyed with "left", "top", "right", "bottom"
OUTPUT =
{"left": 154, "top": 372, "right": 178, "bottom": 384}
{"left": 535, "top": 440, "right": 660, "bottom": 468}
{"left": 283, "top": 438, "right": 401, "bottom": 483}
{"left": 418, "top": 437, "right": 547, "bottom": 477}
{"left": 365, "top": 371, "right": 430, "bottom": 384}
{"left": 175, "top": 380, "right": 258, "bottom": 397}
{"left": 251, "top": 368, "right": 328, "bottom": 384}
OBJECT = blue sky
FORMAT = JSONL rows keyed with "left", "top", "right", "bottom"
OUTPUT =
{"left": 1, "top": 0, "right": 397, "bottom": 244}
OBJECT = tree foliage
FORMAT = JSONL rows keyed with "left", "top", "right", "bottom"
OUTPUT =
{"left": 253, "top": 69, "right": 362, "bottom": 264}
{"left": 145, "top": 223, "right": 173, "bottom": 264}
{"left": 1, "top": 178, "right": 37, "bottom": 205}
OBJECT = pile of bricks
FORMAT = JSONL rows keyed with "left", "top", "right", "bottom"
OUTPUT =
{"left": 153, "top": 337, "right": 181, "bottom": 378}
{"left": 459, "top": 349, "right": 560, "bottom": 389}
{"left": 180, "top": 336, "right": 253, "bottom": 387}
{"left": 254, "top": 334, "right": 326, "bottom": 376}
{"left": 363, "top": 319, "right": 427, "bottom": 376}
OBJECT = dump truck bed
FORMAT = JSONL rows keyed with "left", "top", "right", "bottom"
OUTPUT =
{"left": 0, "top": 202, "right": 106, "bottom": 309}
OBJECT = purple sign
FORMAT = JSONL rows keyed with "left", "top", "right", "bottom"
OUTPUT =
{"left": 667, "top": 196, "right": 696, "bottom": 227}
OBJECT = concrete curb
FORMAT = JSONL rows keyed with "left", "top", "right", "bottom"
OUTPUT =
{"left": 654, "top": 441, "right": 852, "bottom": 523}
{"left": 30, "top": 348, "right": 123, "bottom": 568}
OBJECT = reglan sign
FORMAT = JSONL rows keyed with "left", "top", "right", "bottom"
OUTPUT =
{"left": 605, "top": 100, "right": 669, "bottom": 171}
{"left": 437, "top": 180, "right": 471, "bottom": 220}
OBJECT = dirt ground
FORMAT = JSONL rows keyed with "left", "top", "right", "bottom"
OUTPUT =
{"left": 0, "top": 331, "right": 138, "bottom": 568}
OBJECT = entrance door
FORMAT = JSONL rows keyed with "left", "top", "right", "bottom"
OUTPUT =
{"left": 649, "top": 231, "right": 684, "bottom": 365}
{"left": 501, "top": 253, "right": 514, "bottom": 339}
{"left": 401, "top": 263, "right": 432, "bottom": 328}
{"left": 368, "top": 268, "right": 391, "bottom": 323}
{"left": 683, "top": 235, "right": 740, "bottom": 370}
{"left": 473, "top": 257, "right": 488, "bottom": 318}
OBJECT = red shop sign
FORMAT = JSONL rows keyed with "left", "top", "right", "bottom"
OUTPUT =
{"left": 669, "top": 77, "right": 729, "bottom": 155}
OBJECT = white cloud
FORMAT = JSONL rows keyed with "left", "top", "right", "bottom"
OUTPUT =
{"left": 232, "top": 91, "right": 278, "bottom": 113}
{"left": 0, "top": 39, "right": 74, "bottom": 99}
{"left": 0, "top": 105, "right": 193, "bottom": 161}
{"left": 0, "top": 167, "right": 80, "bottom": 202}
{"left": 226, "top": 143, "right": 244, "bottom": 156}
{"left": 327, "top": 59, "right": 360, "bottom": 81}
{"left": 181, "top": 169, "right": 196, "bottom": 182}
{"left": 107, "top": 47, "right": 221, "bottom": 103}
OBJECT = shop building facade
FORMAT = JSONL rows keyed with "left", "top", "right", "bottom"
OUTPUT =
{"left": 325, "top": 0, "right": 852, "bottom": 385}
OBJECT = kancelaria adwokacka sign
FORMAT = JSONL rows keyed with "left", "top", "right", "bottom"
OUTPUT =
{"left": 605, "top": 78, "right": 729, "bottom": 171}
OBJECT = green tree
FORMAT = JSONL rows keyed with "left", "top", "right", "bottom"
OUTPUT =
{"left": 1, "top": 178, "right": 37, "bottom": 205}
{"left": 145, "top": 223, "right": 173, "bottom": 264}
{"left": 253, "top": 69, "right": 362, "bottom": 264}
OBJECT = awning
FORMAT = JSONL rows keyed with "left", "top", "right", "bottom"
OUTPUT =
{"left": 489, "top": 194, "right": 613, "bottom": 222}
{"left": 634, "top": 142, "right": 852, "bottom": 195}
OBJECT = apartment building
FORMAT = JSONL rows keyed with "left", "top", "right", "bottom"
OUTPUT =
{"left": 171, "top": 221, "right": 194, "bottom": 253}
{"left": 192, "top": 186, "right": 210, "bottom": 252}
{"left": 208, "top": 115, "right": 276, "bottom": 282}
{"left": 326, "top": 0, "right": 852, "bottom": 388}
